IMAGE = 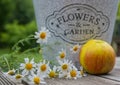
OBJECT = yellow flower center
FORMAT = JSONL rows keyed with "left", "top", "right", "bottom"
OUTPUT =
{"left": 34, "top": 77, "right": 40, "bottom": 84}
{"left": 73, "top": 45, "right": 79, "bottom": 51}
{"left": 8, "top": 70, "right": 15, "bottom": 75}
{"left": 40, "top": 32, "right": 46, "bottom": 39}
{"left": 25, "top": 63, "right": 33, "bottom": 70}
{"left": 70, "top": 70, "right": 77, "bottom": 77}
{"left": 59, "top": 52, "right": 65, "bottom": 59}
{"left": 49, "top": 71, "right": 56, "bottom": 78}
{"left": 15, "top": 74, "right": 22, "bottom": 79}
{"left": 62, "top": 64, "right": 68, "bottom": 70}
{"left": 40, "top": 64, "right": 47, "bottom": 72}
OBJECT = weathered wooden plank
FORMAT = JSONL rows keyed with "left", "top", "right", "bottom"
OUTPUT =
{"left": 46, "top": 75, "right": 120, "bottom": 85}
{"left": 0, "top": 71, "right": 16, "bottom": 85}
{"left": 21, "top": 74, "right": 120, "bottom": 85}
{"left": 99, "top": 57, "right": 120, "bottom": 82}
{"left": 100, "top": 69, "right": 120, "bottom": 82}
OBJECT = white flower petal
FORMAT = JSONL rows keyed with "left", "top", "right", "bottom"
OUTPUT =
{"left": 20, "top": 63, "right": 25, "bottom": 67}
{"left": 30, "top": 58, "right": 34, "bottom": 64}
{"left": 41, "top": 81, "right": 46, "bottom": 84}
{"left": 24, "top": 58, "right": 29, "bottom": 63}
{"left": 43, "top": 60, "right": 46, "bottom": 64}
{"left": 35, "top": 32, "right": 39, "bottom": 35}
{"left": 30, "top": 70, "right": 35, "bottom": 76}
{"left": 53, "top": 66, "right": 57, "bottom": 71}
{"left": 20, "top": 66, "right": 25, "bottom": 70}
{"left": 36, "top": 39, "right": 41, "bottom": 43}
{"left": 59, "top": 73, "right": 64, "bottom": 78}
{"left": 22, "top": 69, "right": 27, "bottom": 75}
{"left": 34, "top": 35, "right": 39, "bottom": 39}
{"left": 58, "top": 60, "right": 63, "bottom": 65}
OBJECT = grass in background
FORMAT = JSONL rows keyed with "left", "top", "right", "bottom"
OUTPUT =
{"left": 0, "top": 34, "right": 43, "bottom": 72}
{"left": 0, "top": 49, "right": 10, "bottom": 56}
{"left": 0, "top": 51, "right": 43, "bottom": 72}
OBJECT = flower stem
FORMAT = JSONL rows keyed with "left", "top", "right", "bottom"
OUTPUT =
{"left": 3, "top": 56, "right": 10, "bottom": 70}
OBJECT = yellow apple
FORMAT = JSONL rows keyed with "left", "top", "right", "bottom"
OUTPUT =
{"left": 80, "top": 39, "right": 116, "bottom": 75}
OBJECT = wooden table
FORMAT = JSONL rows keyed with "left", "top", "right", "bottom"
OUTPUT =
{"left": 1, "top": 57, "right": 120, "bottom": 85}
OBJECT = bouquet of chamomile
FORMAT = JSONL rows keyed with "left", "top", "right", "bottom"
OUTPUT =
{"left": 2, "top": 27, "right": 87, "bottom": 85}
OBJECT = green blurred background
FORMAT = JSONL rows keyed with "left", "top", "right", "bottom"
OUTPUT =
{"left": 0, "top": 0, "right": 120, "bottom": 56}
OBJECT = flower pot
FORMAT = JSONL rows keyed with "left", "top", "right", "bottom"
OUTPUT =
{"left": 33, "top": 0, "right": 118, "bottom": 68}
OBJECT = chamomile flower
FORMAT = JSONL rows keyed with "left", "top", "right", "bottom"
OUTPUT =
{"left": 70, "top": 44, "right": 81, "bottom": 53}
{"left": 68, "top": 66, "right": 81, "bottom": 79}
{"left": 48, "top": 66, "right": 57, "bottom": 78}
{"left": 10, "top": 74, "right": 23, "bottom": 84}
{"left": 4, "top": 69, "right": 15, "bottom": 78}
{"left": 29, "top": 74, "right": 46, "bottom": 85}
{"left": 14, "top": 74, "right": 23, "bottom": 80}
{"left": 57, "top": 49, "right": 66, "bottom": 61}
{"left": 37, "top": 60, "right": 50, "bottom": 78}
{"left": 7, "top": 69, "right": 15, "bottom": 75}
{"left": 20, "top": 58, "right": 36, "bottom": 76}
{"left": 80, "top": 66, "right": 87, "bottom": 77}
{"left": 34, "top": 27, "right": 51, "bottom": 44}
{"left": 58, "top": 59, "right": 73, "bottom": 73}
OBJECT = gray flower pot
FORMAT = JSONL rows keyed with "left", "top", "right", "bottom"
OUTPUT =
{"left": 33, "top": 0, "right": 119, "bottom": 68}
